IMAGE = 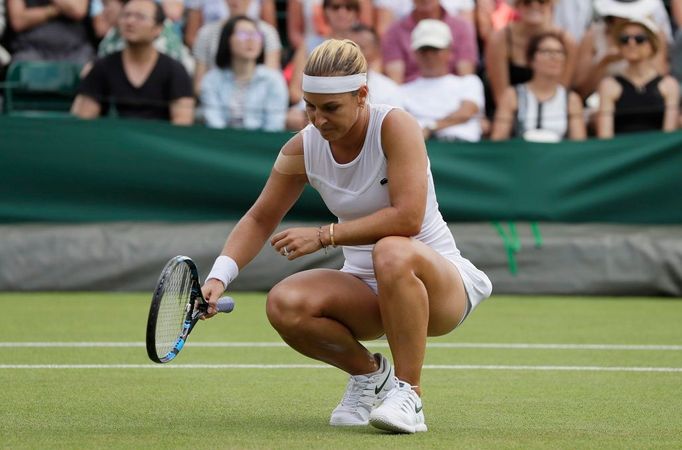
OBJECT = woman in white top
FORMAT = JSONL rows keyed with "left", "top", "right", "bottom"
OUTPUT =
{"left": 492, "top": 31, "right": 585, "bottom": 141}
{"left": 201, "top": 39, "right": 492, "bottom": 434}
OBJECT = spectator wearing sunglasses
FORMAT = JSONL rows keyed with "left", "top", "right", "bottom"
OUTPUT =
{"left": 596, "top": 18, "right": 679, "bottom": 138}
{"left": 485, "top": 0, "right": 576, "bottom": 112}
{"left": 200, "top": 15, "right": 288, "bottom": 130}
{"left": 491, "top": 31, "right": 585, "bottom": 141}
{"left": 192, "top": 0, "right": 282, "bottom": 95}
{"left": 573, "top": 0, "right": 670, "bottom": 99}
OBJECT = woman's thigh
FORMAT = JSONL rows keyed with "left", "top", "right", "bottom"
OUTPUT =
{"left": 269, "top": 268, "right": 384, "bottom": 340}
{"left": 373, "top": 237, "right": 469, "bottom": 336}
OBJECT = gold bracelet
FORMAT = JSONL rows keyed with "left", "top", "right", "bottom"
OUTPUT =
{"left": 329, "top": 222, "right": 336, "bottom": 248}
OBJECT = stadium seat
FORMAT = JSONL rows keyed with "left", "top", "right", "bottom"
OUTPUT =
{"left": 3, "top": 61, "right": 82, "bottom": 117}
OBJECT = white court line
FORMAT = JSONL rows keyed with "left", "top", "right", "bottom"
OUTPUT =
{"left": 1, "top": 342, "right": 681, "bottom": 350}
{"left": 0, "top": 364, "right": 680, "bottom": 373}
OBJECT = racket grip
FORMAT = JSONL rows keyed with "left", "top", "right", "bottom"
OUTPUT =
{"left": 216, "top": 296, "right": 235, "bottom": 313}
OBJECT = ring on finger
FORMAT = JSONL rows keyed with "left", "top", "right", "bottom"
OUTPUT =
{"left": 282, "top": 246, "right": 289, "bottom": 256}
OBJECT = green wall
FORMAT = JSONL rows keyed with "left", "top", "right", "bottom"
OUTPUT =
{"left": 1, "top": 116, "right": 681, "bottom": 223}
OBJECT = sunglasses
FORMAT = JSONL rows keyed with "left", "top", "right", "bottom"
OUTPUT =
{"left": 519, "top": 0, "right": 551, "bottom": 6}
{"left": 327, "top": 3, "right": 358, "bottom": 11}
{"left": 234, "top": 30, "right": 263, "bottom": 42}
{"left": 536, "top": 48, "right": 566, "bottom": 58}
{"left": 618, "top": 33, "right": 648, "bottom": 45}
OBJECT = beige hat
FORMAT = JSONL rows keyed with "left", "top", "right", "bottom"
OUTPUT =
{"left": 594, "top": 0, "right": 658, "bottom": 19}
{"left": 411, "top": 19, "right": 452, "bottom": 50}
{"left": 622, "top": 15, "right": 660, "bottom": 34}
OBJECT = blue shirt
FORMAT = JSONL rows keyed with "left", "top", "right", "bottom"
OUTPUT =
{"left": 200, "top": 65, "right": 288, "bottom": 131}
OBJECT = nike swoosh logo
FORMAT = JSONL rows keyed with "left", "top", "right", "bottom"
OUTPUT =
{"left": 415, "top": 405, "right": 423, "bottom": 413}
{"left": 374, "top": 372, "right": 391, "bottom": 395}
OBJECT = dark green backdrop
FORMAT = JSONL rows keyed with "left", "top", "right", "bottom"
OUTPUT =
{"left": 1, "top": 116, "right": 681, "bottom": 223}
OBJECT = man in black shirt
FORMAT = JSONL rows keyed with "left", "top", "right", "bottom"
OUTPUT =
{"left": 71, "top": 0, "right": 194, "bottom": 124}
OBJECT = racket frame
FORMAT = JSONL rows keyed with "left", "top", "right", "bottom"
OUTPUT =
{"left": 146, "top": 256, "right": 209, "bottom": 364}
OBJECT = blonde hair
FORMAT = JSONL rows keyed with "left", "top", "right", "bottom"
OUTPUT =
{"left": 304, "top": 39, "right": 368, "bottom": 77}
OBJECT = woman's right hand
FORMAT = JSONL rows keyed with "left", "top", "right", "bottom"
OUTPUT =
{"left": 270, "top": 226, "right": 326, "bottom": 260}
{"left": 200, "top": 278, "right": 226, "bottom": 320}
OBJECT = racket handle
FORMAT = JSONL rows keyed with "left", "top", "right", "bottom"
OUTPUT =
{"left": 216, "top": 296, "right": 235, "bottom": 313}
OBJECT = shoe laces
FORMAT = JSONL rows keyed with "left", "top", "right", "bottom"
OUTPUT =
{"left": 339, "top": 375, "right": 376, "bottom": 408}
{"left": 385, "top": 380, "right": 419, "bottom": 414}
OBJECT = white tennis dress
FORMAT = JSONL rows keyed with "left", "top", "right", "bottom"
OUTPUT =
{"left": 302, "top": 103, "right": 492, "bottom": 313}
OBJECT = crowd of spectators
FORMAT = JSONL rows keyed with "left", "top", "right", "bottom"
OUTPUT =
{"left": 1, "top": 0, "right": 682, "bottom": 142}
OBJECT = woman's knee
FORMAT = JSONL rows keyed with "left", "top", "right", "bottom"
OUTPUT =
{"left": 265, "top": 281, "right": 315, "bottom": 331}
{"left": 372, "top": 236, "right": 418, "bottom": 281}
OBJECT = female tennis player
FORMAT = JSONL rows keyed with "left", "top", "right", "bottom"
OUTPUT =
{"left": 201, "top": 38, "right": 492, "bottom": 434}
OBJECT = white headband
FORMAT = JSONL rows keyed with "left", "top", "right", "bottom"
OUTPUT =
{"left": 302, "top": 73, "right": 367, "bottom": 94}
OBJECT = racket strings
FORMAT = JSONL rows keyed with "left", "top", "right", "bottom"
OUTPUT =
{"left": 155, "top": 263, "right": 193, "bottom": 357}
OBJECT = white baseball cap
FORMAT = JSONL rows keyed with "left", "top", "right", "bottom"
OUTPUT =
{"left": 411, "top": 19, "right": 452, "bottom": 50}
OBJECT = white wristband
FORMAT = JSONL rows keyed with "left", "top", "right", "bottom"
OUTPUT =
{"left": 205, "top": 255, "right": 239, "bottom": 288}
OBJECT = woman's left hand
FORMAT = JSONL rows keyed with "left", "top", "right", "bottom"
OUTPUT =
{"left": 270, "top": 227, "right": 324, "bottom": 260}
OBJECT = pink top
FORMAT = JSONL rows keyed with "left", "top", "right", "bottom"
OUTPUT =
{"left": 380, "top": 8, "right": 479, "bottom": 82}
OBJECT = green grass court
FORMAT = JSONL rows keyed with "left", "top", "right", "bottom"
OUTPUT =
{"left": 1, "top": 293, "right": 681, "bottom": 449}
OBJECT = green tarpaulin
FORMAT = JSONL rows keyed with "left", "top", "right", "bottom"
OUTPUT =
{"left": 1, "top": 116, "right": 681, "bottom": 223}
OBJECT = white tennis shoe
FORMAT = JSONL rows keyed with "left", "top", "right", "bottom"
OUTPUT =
{"left": 329, "top": 353, "right": 395, "bottom": 426}
{"left": 369, "top": 380, "right": 427, "bottom": 433}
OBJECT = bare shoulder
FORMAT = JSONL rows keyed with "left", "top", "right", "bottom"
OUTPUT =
{"left": 280, "top": 131, "right": 305, "bottom": 156}
{"left": 381, "top": 108, "right": 423, "bottom": 147}
{"left": 382, "top": 108, "right": 420, "bottom": 130}
{"left": 598, "top": 76, "right": 621, "bottom": 100}
{"left": 658, "top": 75, "right": 680, "bottom": 97}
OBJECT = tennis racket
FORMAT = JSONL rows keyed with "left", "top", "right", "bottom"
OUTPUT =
{"left": 146, "top": 255, "right": 234, "bottom": 364}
